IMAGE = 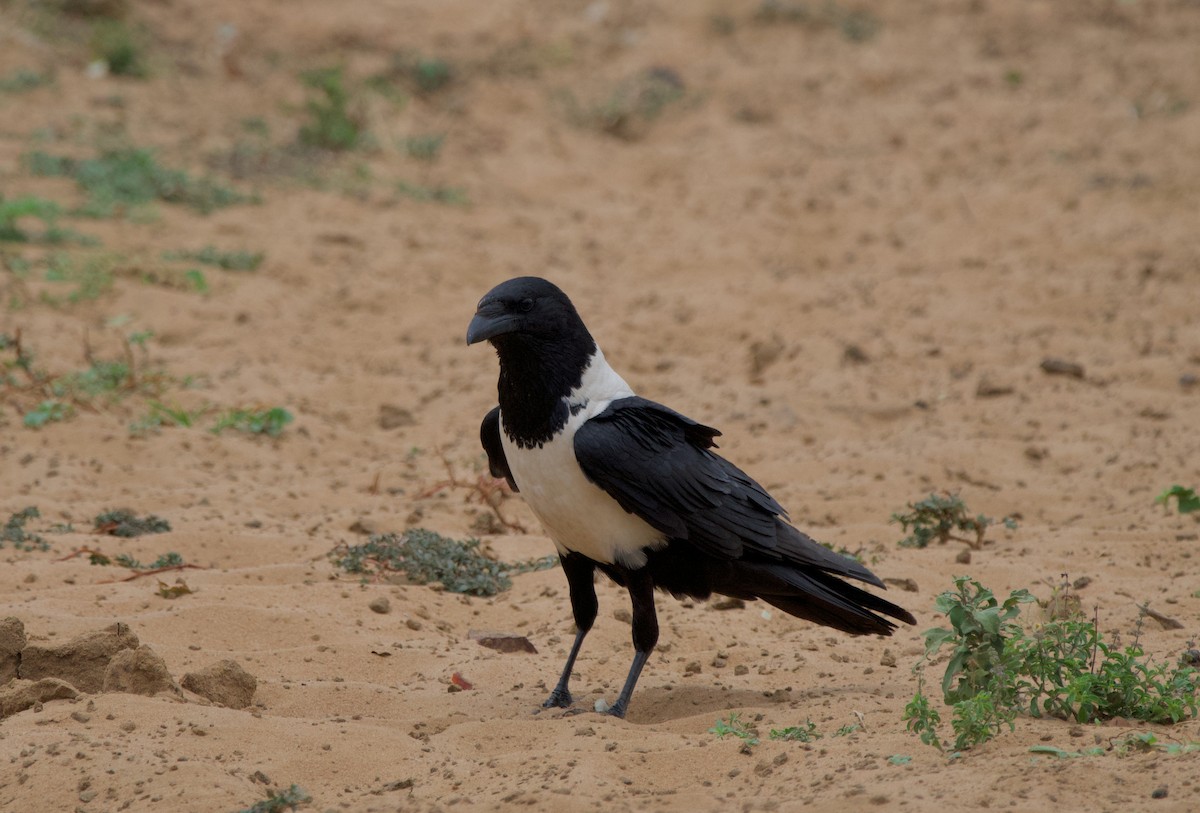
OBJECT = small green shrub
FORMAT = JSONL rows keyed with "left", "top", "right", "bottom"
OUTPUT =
{"left": 904, "top": 576, "right": 1200, "bottom": 751}
{"left": 93, "top": 508, "right": 171, "bottom": 537}
{"left": 211, "top": 406, "right": 293, "bottom": 437}
{"left": 23, "top": 399, "right": 72, "bottom": 427}
{"left": 298, "top": 67, "right": 363, "bottom": 151}
{"left": 163, "top": 246, "right": 264, "bottom": 271}
{"left": 709, "top": 713, "right": 759, "bottom": 746}
{"left": 395, "top": 180, "right": 467, "bottom": 206}
{"left": 1, "top": 507, "right": 49, "bottom": 551}
{"left": 24, "top": 147, "right": 251, "bottom": 216}
{"left": 769, "top": 720, "right": 821, "bottom": 742}
{"left": 329, "top": 529, "right": 556, "bottom": 596}
{"left": 402, "top": 133, "right": 445, "bottom": 161}
{"left": 235, "top": 784, "right": 312, "bottom": 813}
{"left": 1157, "top": 485, "right": 1200, "bottom": 514}
{"left": 892, "top": 493, "right": 1016, "bottom": 549}
{"left": 0, "top": 68, "right": 54, "bottom": 94}
{"left": 90, "top": 20, "right": 149, "bottom": 77}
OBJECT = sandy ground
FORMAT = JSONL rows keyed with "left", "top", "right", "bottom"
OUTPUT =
{"left": 2, "top": 0, "right": 1200, "bottom": 811}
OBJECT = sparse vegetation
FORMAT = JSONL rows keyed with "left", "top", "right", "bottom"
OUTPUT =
{"left": 754, "top": 0, "right": 881, "bottom": 42}
{"left": 1157, "top": 485, "right": 1200, "bottom": 514}
{"left": 235, "top": 784, "right": 312, "bottom": 813}
{"left": 298, "top": 67, "right": 364, "bottom": 151}
{"left": 23, "top": 399, "right": 72, "bottom": 427}
{"left": 557, "top": 68, "right": 686, "bottom": 140}
{"left": 90, "top": 19, "right": 149, "bottom": 77}
{"left": 892, "top": 493, "right": 1016, "bottom": 549}
{"left": 211, "top": 406, "right": 294, "bottom": 437}
{"left": 390, "top": 51, "right": 455, "bottom": 95}
{"left": 769, "top": 720, "right": 821, "bottom": 742}
{"left": 1, "top": 507, "right": 49, "bottom": 551}
{"left": 129, "top": 400, "right": 208, "bottom": 436}
{"left": 328, "top": 529, "right": 557, "bottom": 596}
{"left": 24, "top": 147, "right": 253, "bottom": 216}
{"left": 402, "top": 133, "right": 445, "bottom": 162}
{"left": 93, "top": 508, "right": 172, "bottom": 537}
{"left": 709, "top": 713, "right": 760, "bottom": 747}
{"left": 0, "top": 68, "right": 54, "bottom": 94}
{"left": 395, "top": 180, "right": 468, "bottom": 206}
{"left": 903, "top": 576, "right": 1200, "bottom": 751}
{"left": 163, "top": 246, "right": 264, "bottom": 272}
{"left": 87, "top": 550, "right": 185, "bottom": 569}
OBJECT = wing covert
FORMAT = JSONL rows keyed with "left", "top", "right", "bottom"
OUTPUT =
{"left": 480, "top": 406, "right": 518, "bottom": 492}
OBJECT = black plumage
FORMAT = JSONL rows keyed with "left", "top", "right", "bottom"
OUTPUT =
{"left": 467, "top": 276, "right": 915, "bottom": 718}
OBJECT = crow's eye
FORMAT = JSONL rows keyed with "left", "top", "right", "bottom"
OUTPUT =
{"left": 518, "top": 297, "right": 535, "bottom": 313}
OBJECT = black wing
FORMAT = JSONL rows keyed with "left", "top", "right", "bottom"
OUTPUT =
{"left": 480, "top": 406, "right": 518, "bottom": 492}
{"left": 573, "top": 396, "right": 883, "bottom": 587}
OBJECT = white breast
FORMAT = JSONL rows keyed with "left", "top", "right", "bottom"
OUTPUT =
{"left": 501, "top": 351, "right": 665, "bottom": 568}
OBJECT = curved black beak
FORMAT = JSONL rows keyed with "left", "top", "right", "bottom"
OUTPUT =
{"left": 466, "top": 301, "right": 518, "bottom": 345}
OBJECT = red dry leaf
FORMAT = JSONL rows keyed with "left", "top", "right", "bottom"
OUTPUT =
{"left": 450, "top": 672, "right": 473, "bottom": 691}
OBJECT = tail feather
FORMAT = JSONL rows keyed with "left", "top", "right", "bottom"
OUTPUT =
{"left": 736, "top": 560, "right": 916, "bottom": 637}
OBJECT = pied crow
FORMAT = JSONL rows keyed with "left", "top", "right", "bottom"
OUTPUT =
{"left": 467, "top": 276, "right": 916, "bottom": 719}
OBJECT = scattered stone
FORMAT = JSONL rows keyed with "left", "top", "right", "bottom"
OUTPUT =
{"left": 0, "top": 617, "right": 26, "bottom": 684}
{"left": 103, "top": 645, "right": 179, "bottom": 696}
{"left": 976, "top": 377, "right": 1013, "bottom": 397}
{"left": 880, "top": 649, "right": 897, "bottom": 668}
{"left": 1040, "top": 358, "right": 1085, "bottom": 379}
{"left": 1024, "top": 446, "right": 1048, "bottom": 461}
{"left": 1180, "top": 373, "right": 1198, "bottom": 390}
{"left": 734, "top": 664, "right": 749, "bottom": 676}
{"left": 1182, "top": 650, "right": 1200, "bottom": 667}
{"left": 405, "top": 618, "right": 423, "bottom": 631}
{"left": 748, "top": 334, "right": 785, "bottom": 381}
{"left": 1151, "top": 787, "right": 1168, "bottom": 800}
{"left": 181, "top": 660, "right": 257, "bottom": 709}
{"left": 710, "top": 597, "right": 746, "bottom": 611}
{"left": 842, "top": 344, "right": 870, "bottom": 365}
{"left": 955, "top": 549, "right": 972, "bottom": 565}
{"left": 711, "top": 654, "right": 728, "bottom": 669}
{"left": 882, "top": 578, "right": 918, "bottom": 593}
{"left": 378, "top": 404, "right": 416, "bottom": 430}
{"left": 0, "top": 678, "right": 79, "bottom": 718}
{"left": 120, "top": 720, "right": 136, "bottom": 732}
{"left": 368, "top": 597, "right": 391, "bottom": 615}
{"left": 468, "top": 630, "right": 537, "bottom": 654}
{"left": 70, "top": 710, "right": 91, "bottom": 723}
{"left": 612, "top": 607, "right": 632, "bottom": 624}
{"left": 20, "top": 622, "right": 139, "bottom": 693}
{"left": 684, "top": 661, "right": 701, "bottom": 676}
{"left": 1071, "top": 576, "right": 1092, "bottom": 590}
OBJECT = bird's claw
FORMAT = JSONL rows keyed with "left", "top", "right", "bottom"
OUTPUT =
{"left": 542, "top": 687, "right": 573, "bottom": 709}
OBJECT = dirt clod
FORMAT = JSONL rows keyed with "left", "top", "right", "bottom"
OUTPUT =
{"left": 0, "top": 678, "right": 79, "bottom": 719}
{"left": 103, "top": 645, "right": 179, "bottom": 696}
{"left": 19, "top": 623, "right": 139, "bottom": 693}
{"left": 181, "top": 660, "right": 257, "bottom": 709}
{"left": 0, "top": 617, "right": 26, "bottom": 684}
{"left": 468, "top": 630, "right": 537, "bottom": 654}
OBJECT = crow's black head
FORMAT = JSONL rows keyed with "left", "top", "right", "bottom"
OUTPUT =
{"left": 466, "top": 276, "right": 590, "bottom": 348}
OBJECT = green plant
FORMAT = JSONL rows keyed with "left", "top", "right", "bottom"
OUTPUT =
{"left": 129, "top": 400, "right": 208, "bottom": 436}
{"left": 903, "top": 577, "right": 1200, "bottom": 751}
{"left": 395, "top": 180, "right": 468, "bottom": 206}
{"left": 1, "top": 507, "right": 49, "bottom": 551}
{"left": 163, "top": 245, "right": 264, "bottom": 271}
{"left": 769, "top": 719, "right": 820, "bottom": 742}
{"left": 298, "top": 67, "right": 363, "bottom": 151}
{"left": 24, "top": 147, "right": 252, "bottom": 216}
{"left": 328, "top": 529, "right": 557, "bottom": 596}
{"left": 90, "top": 20, "right": 149, "bottom": 77}
{"left": 754, "top": 0, "right": 881, "bottom": 42}
{"left": 390, "top": 52, "right": 455, "bottom": 95}
{"left": 23, "top": 399, "right": 72, "bottom": 427}
{"left": 93, "top": 509, "right": 171, "bottom": 537}
{"left": 235, "top": 784, "right": 312, "bottom": 813}
{"left": 1157, "top": 485, "right": 1200, "bottom": 514}
{"left": 402, "top": 133, "right": 445, "bottom": 161}
{"left": 211, "top": 406, "right": 293, "bottom": 437}
{"left": 892, "top": 493, "right": 1016, "bottom": 549}
{"left": 42, "top": 252, "right": 116, "bottom": 302}
{"left": 709, "top": 713, "right": 759, "bottom": 747}
{"left": 0, "top": 196, "right": 59, "bottom": 242}
{"left": 0, "top": 68, "right": 54, "bottom": 94}
{"left": 558, "top": 68, "right": 686, "bottom": 140}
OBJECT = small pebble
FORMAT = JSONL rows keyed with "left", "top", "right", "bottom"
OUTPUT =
{"left": 369, "top": 597, "right": 391, "bottom": 615}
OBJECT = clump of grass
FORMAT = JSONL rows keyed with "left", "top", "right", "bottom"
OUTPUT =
{"left": 754, "top": 0, "right": 881, "bottom": 42}
{"left": 211, "top": 406, "right": 293, "bottom": 437}
{"left": 298, "top": 67, "right": 364, "bottom": 151}
{"left": 93, "top": 508, "right": 171, "bottom": 537}
{"left": 1, "top": 507, "right": 49, "bottom": 551}
{"left": 163, "top": 245, "right": 264, "bottom": 272}
{"left": 0, "top": 196, "right": 95, "bottom": 245}
{"left": 329, "top": 529, "right": 557, "bottom": 596}
{"left": 236, "top": 784, "right": 312, "bottom": 813}
{"left": 402, "top": 133, "right": 445, "bottom": 162}
{"left": 41, "top": 251, "right": 117, "bottom": 302}
{"left": 0, "top": 68, "right": 54, "bottom": 94}
{"left": 90, "top": 19, "right": 149, "bottom": 77}
{"left": 390, "top": 51, "right": 455, "bottom": 95}
{"left": 87, "top": 550, "right": 184, "bottom": 569}
{"left": 892, "top": 493, "right": 1016, "bottom": 550}
{"left": 903, "top": 576, "right": 1200, "bottom": 751}
{"left": 1157, "top": 485, "right": 1200, "bottom": 514}
{"left": 395, "top": 180, "right": 467, "bottom": 206}
{"left": 129, "top": 400, "right": 208, "bottom": 436}
{"left": 24, "top": 147, "right": 252, "bottom": 216}
{"left": 557, "top": 67, "right": 686, "bottom": 140}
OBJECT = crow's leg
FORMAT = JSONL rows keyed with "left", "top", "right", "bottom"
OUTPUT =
{"left": 544, "top": 553, "right": 597, "bottom": 709}
{"left": 607, "top": 566, "right": 658, "bottom": 719}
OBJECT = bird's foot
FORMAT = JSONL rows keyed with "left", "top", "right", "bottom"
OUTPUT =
{"left": 542, "top": 687, "right": 573, "bottom": 709}
{"left": 604, "top": 699, "right": 628, "bottom": 719}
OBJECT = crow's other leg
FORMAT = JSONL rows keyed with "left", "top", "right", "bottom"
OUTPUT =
{"left": 544, "top": 552, "right": 597, "bottom": 709}
{"left": 607, "top": 566, "right": 658, "bottom": 719}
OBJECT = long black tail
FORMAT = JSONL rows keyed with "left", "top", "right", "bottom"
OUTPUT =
{"left": 740, "top": 561, "right": 917, "bottom": 635}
